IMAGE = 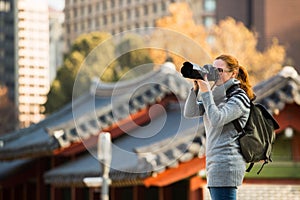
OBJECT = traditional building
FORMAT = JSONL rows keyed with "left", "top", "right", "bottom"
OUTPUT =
{"left": 0, "top": 64, "right": 300, "bottom": 200}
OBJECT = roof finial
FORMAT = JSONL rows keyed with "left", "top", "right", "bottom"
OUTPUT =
{"left": 161, "top": 50, "right": 176, "bottom": 72}
{"left": 279, "top": 66, "right": 299, "bottom": 79}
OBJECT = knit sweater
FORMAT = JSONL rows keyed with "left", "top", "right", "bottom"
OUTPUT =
{"left": 184, "top": 78, "right": 250, "bottom": 187}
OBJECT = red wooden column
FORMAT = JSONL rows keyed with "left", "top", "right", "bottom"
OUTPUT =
{"left": 50, "top": 187, "right": 62, "bottom": 200}
{"left": 188, "top": 176, "right": 206, "bottom": 200}
{"left": 133, "top": 186, "right": 145, "bottom": 200}
{"left": 292, "top": 130, "right": 300, "bottom": 161}
{"left": 158, "top": 185, "right": 172, "bottom": 200}
{"left": 36, "top": 158, "right": 47, "bottom": 200}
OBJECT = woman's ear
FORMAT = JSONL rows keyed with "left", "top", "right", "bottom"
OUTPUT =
{"left": 232, "top": 70, "right": 238, "bottom": 78}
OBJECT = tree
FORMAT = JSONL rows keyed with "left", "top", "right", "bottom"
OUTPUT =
{"left": 210, "top": 17, "right": 285, "bottom": 84}
{"left": 45, "top": 32, "right": 154, "bottom": 114}
{"left": 0, "top": 85, "right": 18, "bottom": 135}
{"left": 45, "top": 32, "right": 115, "bottom": 114}
{"left": 116, "top": 33, "right": 153, "bottom": 79}
{"left": 150, "top": 3, "right": 286, "bottom": 84}
{"left": 149, "top": 2, "right": 211, "bottom": 70}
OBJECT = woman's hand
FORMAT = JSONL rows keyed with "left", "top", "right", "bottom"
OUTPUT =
{"left": 196, "top": 76, "right": 210, "bottom": 93}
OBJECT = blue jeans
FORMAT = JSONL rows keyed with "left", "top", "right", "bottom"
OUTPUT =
{"left": 208, "top": 187, "right": 237, "bottom": 200}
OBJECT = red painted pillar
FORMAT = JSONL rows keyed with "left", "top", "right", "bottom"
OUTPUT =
{"left": 292, "top": 131, "right": 300, "bottom": 161}
{"left": 188, "top": 176, "right": 205, "bottom": 200}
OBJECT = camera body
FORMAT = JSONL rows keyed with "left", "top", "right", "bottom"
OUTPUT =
{"left": 181, "top": 61, "right": 219, "bottom": 81}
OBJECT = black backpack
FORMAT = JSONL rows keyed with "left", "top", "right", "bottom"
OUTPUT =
{"left": 227, "top": 87, "right": 280, "bottom": 174}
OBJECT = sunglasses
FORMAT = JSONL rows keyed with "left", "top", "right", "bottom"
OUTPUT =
{"left": 217, "top": 68, "right": 231, "bottom": 73}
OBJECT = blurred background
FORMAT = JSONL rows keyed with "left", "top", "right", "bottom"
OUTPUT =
{"left": 0, "top": 0, "right": 300, "bottom": 200}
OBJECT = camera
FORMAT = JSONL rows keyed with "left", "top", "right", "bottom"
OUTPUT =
{"left": 180, "top": 61, "right": 219, "bottom": 81}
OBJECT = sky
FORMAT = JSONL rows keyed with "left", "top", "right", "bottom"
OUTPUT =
{"left": 47, "top": 0, "right": 65, "bottom": 11}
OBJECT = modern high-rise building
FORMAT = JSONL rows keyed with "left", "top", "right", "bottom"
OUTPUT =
{"left": 0, "top": 0, "right": 17, "bottom": 102}
{"left": 63, "top": 0, "right": 208, "bottom": 50}
{"left": 0, "top": 0, "right": 51, "bottom": 129}
{"left": 17, "top": 0, "right": 50, "bottom": 127}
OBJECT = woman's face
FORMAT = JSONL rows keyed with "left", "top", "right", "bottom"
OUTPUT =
{"left": 213, "top": 59, "right": 234, "bottom": 86}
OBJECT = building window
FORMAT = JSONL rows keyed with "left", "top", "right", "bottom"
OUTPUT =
{"left": 0, "top": 0, "right": 10, "bottom": 12}
{"left": 97, "top": 2, "right": 101, "bottom": 11}
{"left": 143, "top": 5, "right": 148, "bottom": 15}
{"left": 135, "top": 8, "right": 139, "bottom": 17}
{"left": 203, "top": 16, "right": 215, "bottom": 28}
{"left": 74, "top": 8, "right": 77, "bottom": 17}
{"left": 103, "top": 16, "right": 107, "bottom": 25}
{"left": 161, "top": 1, "right": 166, "bottom": 11}
{"left": 0, "top": 49, "right": 4, "bottom": 57}
{"left": 74, "top": 23, "right": 78, "bottom": 32}
{"left": 81, "top": 6, "right": 84, "bottom": 16}
{"left": 88, "top": 18, "right": 92, "bottom": 29}
{"left": 96, "top": 18, "right": 99, "bottom": 27}
{"left": 111, "top": 0, "right": 115, "bottom": 8}
{"left": 204, "top": 0, "right": 216, "bottom": 12}
{"left": 0, "top": 32, "right": 4, "bottom": 41}
{"left": 103, "top": 1, "right": 107, "bottom": 10}
{"left": 153, "top": 4, "right": 157, "bottom": 13}
{"left": 119, "top": 0, "right": 123, "bottom": 6}
{"left": 88, "top": 4, "right": 92, "bottom": 14}
{"left": 127, "top": 9, "right": 131, "bottom": 19}
{"left": 119, "top": 12, "right": 123, "bottom": 21}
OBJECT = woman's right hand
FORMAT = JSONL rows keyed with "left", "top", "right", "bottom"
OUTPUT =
{"left": 195, "top": 76, "right": 210, "bottom": 93}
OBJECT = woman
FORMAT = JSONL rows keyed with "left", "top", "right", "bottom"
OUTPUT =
{"left": 184, "top": 54, "right": 255, "bottom": 200}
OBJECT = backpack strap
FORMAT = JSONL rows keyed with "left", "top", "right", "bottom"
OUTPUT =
{"left": 232, "top": 118, "right": 246, "bottom": 138}
{"left": 246, "top": 163, "right": 255, "bottom": 172}
{"left": 226, "top": 85, "right": 248, "bottom": 137}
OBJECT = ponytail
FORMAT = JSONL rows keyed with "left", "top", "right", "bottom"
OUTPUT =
{"left": 237, "top": 65, "right": 256, "bottom": 100}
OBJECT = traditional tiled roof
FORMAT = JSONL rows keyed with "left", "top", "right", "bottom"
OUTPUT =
{"left": 253, "top": 66, "right": 300, "bottom": 114}
{"left": 0, "top": 64, "right": 190, "bottom": 160}
{"left": 44, "top": 102, "right": 205, "bottom": 186}
{"left": 44, "top": 66, "right": 300, "bottom": 186}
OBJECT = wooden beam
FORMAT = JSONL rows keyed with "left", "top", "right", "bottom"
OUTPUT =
{"left": 143, "top": 157, "right": 206, "bottom": 187}
{"left": 188, "top": 176, "right": 205, "bottom": 200}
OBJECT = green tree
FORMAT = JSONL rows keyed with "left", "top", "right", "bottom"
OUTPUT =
{"left": 116, "top": 33, "right": 153, "bottom": 79}
{"left": 45, "top": 32, "right": 115, "bottom": 114}
{"left": 45, "top": 32, "right": 155, "bottom": 114}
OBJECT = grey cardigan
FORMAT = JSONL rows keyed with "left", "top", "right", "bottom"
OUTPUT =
{"left": 184, "top": 78, "right": 250, "bottom": 187}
